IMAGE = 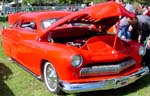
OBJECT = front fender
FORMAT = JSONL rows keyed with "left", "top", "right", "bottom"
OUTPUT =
{"left": 43, "top": 43, "right": 82, "bottom": 80}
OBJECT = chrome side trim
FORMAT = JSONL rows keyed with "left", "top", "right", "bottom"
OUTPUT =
{"left": 60, "top": 67, "right": 149, "bottom": 93}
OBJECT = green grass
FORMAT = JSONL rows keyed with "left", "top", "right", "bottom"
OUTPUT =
{"left": 0, "top": 16, "right": 7, "bottom": 22}
{"left": 0, "top": 22, "right": 150, "bottom": 96}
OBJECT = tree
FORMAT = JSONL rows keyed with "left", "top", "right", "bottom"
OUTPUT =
{"left": 57, "top": 0, "right": 83, "bottom": 4}
{"left": 137, "top": 0, "right": 150, "bottom": 5}
{"left": 93, "top": 0, "right": 107, "bottom": 3}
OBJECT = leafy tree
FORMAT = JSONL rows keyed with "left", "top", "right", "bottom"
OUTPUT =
{"left": 93, "top": 0, "right": 107, "bottom": 3}
{"left": 57, "top": 0, "right": 83, "bottom": 4}
{"left": 5, "top": 0, "right": 150, "bottom": 5}
{"left": 125, "top": 0, "right": 150, "bottom": 5}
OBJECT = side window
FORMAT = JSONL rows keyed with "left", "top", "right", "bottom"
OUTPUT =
{"left": 14, "top": 21, "right": 19, "bottom": 27}
{"left": 20, "top": 19, "right": 37, "bottom": 30}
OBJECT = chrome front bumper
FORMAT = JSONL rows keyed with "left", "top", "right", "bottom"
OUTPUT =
{"left": 60, "top": 67, "right": 149, "bottom": 93}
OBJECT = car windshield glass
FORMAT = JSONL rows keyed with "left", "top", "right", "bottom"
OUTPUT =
{"left": 41, "top": 18, "right": 60, "bottom": 29}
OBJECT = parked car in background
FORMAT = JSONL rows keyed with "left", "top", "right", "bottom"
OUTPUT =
{"left": 1, "top": 1, "right": 149, "bottom": 95}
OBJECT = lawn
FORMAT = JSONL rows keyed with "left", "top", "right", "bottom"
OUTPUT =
{"left": 0, "top": 22, "right": 150, "bottom": 96}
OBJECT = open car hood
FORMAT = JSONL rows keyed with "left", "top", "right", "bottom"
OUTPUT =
{"left": 80, "top": 1, "right": 135, "bottom": 20}
{"left": 41, "top": 1, "right": 135, "bottom": 37}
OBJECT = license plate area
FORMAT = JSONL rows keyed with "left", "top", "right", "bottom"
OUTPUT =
{"left": 115, "top": 77, "right": 128, "bottom": 88}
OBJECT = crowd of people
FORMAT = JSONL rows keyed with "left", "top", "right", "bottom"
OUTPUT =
{"left": 114, "top": 0, "right": 150, "bottom": 67}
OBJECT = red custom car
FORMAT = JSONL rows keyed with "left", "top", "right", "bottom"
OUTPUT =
{"left": 1, "top": 1, "right": 149, "bottom": 95}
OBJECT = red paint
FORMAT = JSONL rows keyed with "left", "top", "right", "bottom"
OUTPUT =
{"left": 2, "top": 1, "right": 143, "bottom": 84}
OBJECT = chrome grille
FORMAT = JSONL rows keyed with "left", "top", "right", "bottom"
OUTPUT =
{"left": 80, "top": 59, "right": 136, "bottom": 77}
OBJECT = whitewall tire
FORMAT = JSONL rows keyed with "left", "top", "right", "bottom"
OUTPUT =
{"left": 43, "top": 62, "right": 62, "bottom": 94}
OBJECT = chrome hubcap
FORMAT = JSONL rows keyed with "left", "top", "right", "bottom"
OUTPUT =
{"left": 44, "top": 62, "right": 58, "bottom": 92}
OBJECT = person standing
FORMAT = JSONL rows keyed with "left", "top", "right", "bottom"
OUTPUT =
{"left": 115, "top": 0, "right": 137, "bottom": 39}
{"left": 126, "top": 15, "right": 150, "bottom": 44}
{"left": 126, "top": 15, "right": 150, "bottom": 67}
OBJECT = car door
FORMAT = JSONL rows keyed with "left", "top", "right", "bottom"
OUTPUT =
{"left": 2, "top": 20, "right": 21, "bottom": 58}
{"left": 15, "top": 18, "right": 43, "bottom": 72}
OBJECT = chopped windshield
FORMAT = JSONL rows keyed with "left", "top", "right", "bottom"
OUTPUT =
{"left": 41, "top": 18, "right": 60, "bottom": 29}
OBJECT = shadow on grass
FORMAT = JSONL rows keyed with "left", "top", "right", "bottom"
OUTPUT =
{"left": 72, "top": 75, "right": 150, "bottom": 96}
{"left": 0, "top": 62, "right": 15, "bottom": 96}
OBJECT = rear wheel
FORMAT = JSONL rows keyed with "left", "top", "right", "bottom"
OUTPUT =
{"left": 43, "top": 62, "right": 62, "bottom": 94}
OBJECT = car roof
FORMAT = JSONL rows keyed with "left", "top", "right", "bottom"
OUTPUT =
{"left": 8, "top": 11, "right": 73, "bottom": 25}
{"left": 19, "top": 11, "right": 73, "bottom": 20}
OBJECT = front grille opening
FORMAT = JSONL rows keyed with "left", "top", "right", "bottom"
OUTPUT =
{"left": 83, "top": 57, "right": 134, "bottom": 67}
{"left": 80, "top": 58, "right": 135, "bottom": 77}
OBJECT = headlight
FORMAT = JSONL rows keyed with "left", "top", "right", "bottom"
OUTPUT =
{"left": 139, "top": 46, "right": 146, "bottom": 56}
{"left": 71, "top": 55, "right": 83, "bottom": 67}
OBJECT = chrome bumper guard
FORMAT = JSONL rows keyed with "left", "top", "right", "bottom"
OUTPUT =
{"left": 60, "top": 67, "right": 149, "bottom": 93}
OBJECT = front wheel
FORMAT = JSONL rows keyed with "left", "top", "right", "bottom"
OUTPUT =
{"left": 43, "top": 62, "right": 63, "bottom": 94}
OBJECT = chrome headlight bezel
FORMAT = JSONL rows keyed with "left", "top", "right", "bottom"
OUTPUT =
{"left": 71, "top": 55, "right": 83, "bottom": 67}
{"left": 139, "top": 46, "right": 146, "bottom": 56}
